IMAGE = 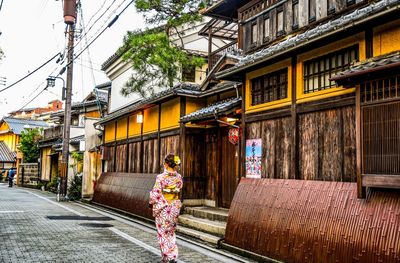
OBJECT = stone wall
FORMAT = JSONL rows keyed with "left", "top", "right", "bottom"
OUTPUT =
{"left": 19, "top": 163, "right": 39, "bottom": 186}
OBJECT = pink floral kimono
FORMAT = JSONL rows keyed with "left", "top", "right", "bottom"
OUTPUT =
{"left": 149, "top": 171, "right": 183, "bottom": 262}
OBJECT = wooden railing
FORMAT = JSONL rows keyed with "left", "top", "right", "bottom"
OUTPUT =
{"left": 208, "top": 41, "right": 239, "bottom": 70}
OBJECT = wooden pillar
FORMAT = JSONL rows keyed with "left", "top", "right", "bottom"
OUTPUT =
{"left": 158, "top": 104, "right": 162, "bottom": 169}
{"left": 365, "top": 28, "right": 373, "bottom": 59}
{"left": 140, "top": 110, "right": 144, "bottom": 173}
{"left": 356, "top": 85, "right": 366, "bottom": 198}
{"left": 125, "top": 117, "right": 130, "bottom": 173}
{"left": 179, "top": 97, "right": 186, "bottom": 178}
{"left": 113, "top": 121, "right": 117, "bottom": 172}
{"left": 291, "top": 56, "right": 299, "bottom": 179}
{"left": 241, "top": 75, "right": 247, "bottom": 180}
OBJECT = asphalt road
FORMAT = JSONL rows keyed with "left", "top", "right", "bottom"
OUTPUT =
{"left": 0, "top": 184, "right": 254, "bottom": 263}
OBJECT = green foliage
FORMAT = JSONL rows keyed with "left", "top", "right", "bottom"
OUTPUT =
{"left": 68, "top": 174, "right": 82, "bottom": 201}
{"left": 120, "top": 0, "right": 206, "bottom": 97}
{"left": 121, "top": 30, "right": 204, "bottom": 97}
{"left": 134, "top": 0, "right": 205, "bottom": 28}
{"left": 47, "top": 175, "right": 59, "bottom": 194}
{"left": 19, "top": 128, "right": 42, "bottom": 163}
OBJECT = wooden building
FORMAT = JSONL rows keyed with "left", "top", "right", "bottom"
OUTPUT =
{"left": 200, "top": 0, "right": 400, "bottom": 261}
{"left": 0, "top": 118, "right": 48, "bottom": 182}
{"left": 39, "top": 90, "right": 107, "bottom": 196}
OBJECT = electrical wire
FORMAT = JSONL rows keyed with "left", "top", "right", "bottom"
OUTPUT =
{"left": 0, "top": 0, "right": 4, "bottom": 13}
{"left": 63, "top": 0, "right": 134, "bottom": 69}
{"left": 0, "top": 52, "right": 61, "bottom": 93}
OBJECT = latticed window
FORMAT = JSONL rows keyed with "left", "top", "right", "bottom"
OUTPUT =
{"left": 303, "top": 45, "right": 359, "bottom": 93}
{"left": 251, "top": 68, "right": 288, "bottom": 106}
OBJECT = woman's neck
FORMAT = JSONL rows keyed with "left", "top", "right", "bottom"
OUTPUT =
{"left": 165, "top": 167, "right": 175, "bottom": 173}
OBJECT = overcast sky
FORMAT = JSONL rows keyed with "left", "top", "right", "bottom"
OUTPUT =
{"left": 0, "top": 0, "right": 145, "bottom": 118}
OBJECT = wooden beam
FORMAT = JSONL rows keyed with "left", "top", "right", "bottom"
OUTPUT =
{"left": 179, "top": 97, "right": 186, "bottom": 178}
{"left": 291, "top": 56, "right": 299, "bottom": 179}
{"left": 113, "top": 121, "right": 117, "bottom": 172}
{"left": 241, "top": 74, "right": 247, "bottom": 180}
{"left": 158, "top": 103, "right": 161, "bottom": 169}
{"left": 362, "top": 174, "right": 400, "bottom": 188}
{"left": 125, "top": 116, "right": 129, "bottom": 173}
{"left": 140, "top": 110, "right": 144, "bottom": 173}
{"left": 356, "top": 85, "right": 365, "bottom": 198}
{"left": 365, "top": 28, "right": 373, "bottom": 59}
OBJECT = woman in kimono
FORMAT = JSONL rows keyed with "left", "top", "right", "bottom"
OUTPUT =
{"left": 149, "top": 153, "right": 183, "bottom": 263}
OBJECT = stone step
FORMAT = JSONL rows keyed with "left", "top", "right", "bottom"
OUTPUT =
{"left": 184, "top": 206, "right": 229, "bottom": 222}
{"left": 176, "top": 225, "right": 221, "bottom": 245}
{"left": 178, "top": 214, "right": 226, "bottom": 237}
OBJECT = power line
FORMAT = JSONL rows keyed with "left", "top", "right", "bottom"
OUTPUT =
{"left": 63, "top": 0, "right": 134, "bottom": 70}
{"left": 0, "top": 0, "right": 4, "bottom": 13}
{"left": 0, "top": 52, "right": 61, "bottom": 93}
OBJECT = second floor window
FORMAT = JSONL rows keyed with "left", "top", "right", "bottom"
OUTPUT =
{"left": 293, "top": 0, "right": 299, "bottom": 29}
{"left": 276, "top": 6, "right": 284, "bottom": 36}
{"left": 328, "top": 0, "right": 336, "bottom": 14}
{"left": 303, "top": 45, "right": 359, "bottom": 93}
{"left": 263, "top": 15, "right": 270, "bottom": 42}
{"left": 309, "top": 0, "right": 316, "bottom": 22}
{"left": 251, "top": 21, "right": 258, "bottom": 45}
{"left": 251, "top": 68, "right": 288, "bottom": 106}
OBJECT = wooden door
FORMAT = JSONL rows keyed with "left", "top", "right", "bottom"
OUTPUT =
{"left": 219, "top": 127, "right": 239, "bottom": 208}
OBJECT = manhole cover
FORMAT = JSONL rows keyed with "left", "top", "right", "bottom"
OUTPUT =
{"left": 47, "top": 216, "right": 113, "bottom": 221}
{"left": 79, "top": 223, "right": 113, "bottom": 228}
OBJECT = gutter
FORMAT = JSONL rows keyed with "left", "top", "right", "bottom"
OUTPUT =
{"left": 217, "top": 3, "right": 400, "bottom": 79}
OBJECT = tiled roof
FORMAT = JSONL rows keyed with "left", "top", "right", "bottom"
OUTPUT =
{"left": 0, "top": 141, "right": 16, "bottom": 163}
{"left": 332, "top": 51, "right": 400, "bottom": 81}
{"left": 217, "top": 0, "right": 400, "bottom": 79}
{"left": 97, "top": 82, "right": 201, "bottom": 124}
{"left": 180, "top": 97, "right": 242, "bottom": 123}
{"left": 2, "top": 117, "right": 48, "bottom": 135}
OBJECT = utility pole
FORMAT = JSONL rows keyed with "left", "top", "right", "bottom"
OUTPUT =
{"left": 60, "top": 0, "right": 77, "bottom": 199}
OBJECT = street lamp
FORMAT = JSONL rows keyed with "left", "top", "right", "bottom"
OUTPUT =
{"left": 46, "top": 76, "right": 66, "bottom": 100}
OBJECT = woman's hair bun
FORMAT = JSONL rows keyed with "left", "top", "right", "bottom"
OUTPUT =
{"left": 165, "top": 153, "right": 180, "bottom": 168}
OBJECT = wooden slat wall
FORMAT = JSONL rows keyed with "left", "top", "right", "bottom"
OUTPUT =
{"left": 183, "top": 132, "right": 206, "bottom": 200}
{"left": 128, "top": 142, "right": 141, "bottom": 173}
{"left": 143, "top": 139, "right": 159, "bottom": 174}
{"left": 299, "top": 106, "right": 356, "bottom": 182}
{"left": 104, "top": 146, "right": 115, "bottom": 172}
{"left": 225, "top": 178, "right": 400, "bottom": 263}
{"left": 205, "top": 129, "right": 218, "bottom": 200}
{"left": 246, "top": 117, "right": 293, "bottom": 179}
{"left": 221, "top": 127, "right": 238, "bottom": 208}
{"left": 115, "top": 144, "right": 127, "bottom": 172}
{"left": 159, "top": 135, "right": 180, "bottom": 168}
{"left": 362, "top": 101, "right": 400, "bottom": 175}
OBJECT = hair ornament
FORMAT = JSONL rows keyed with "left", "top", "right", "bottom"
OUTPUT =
{"left": 174, "top": 155, "right": 181, "bottom": 165}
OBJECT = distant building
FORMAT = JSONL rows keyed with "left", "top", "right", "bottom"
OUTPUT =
{"left": 9, "top": 100, "right": 63, "bottom": 120}
{"left": 0, "top": 117, "right": 48, "bottom": 182}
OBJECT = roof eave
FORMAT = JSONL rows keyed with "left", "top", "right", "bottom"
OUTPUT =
{"left": 217, "top": 2, "right": 400, "bottom": 80}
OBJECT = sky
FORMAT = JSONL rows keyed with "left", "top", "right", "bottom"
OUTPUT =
{"left": 0, "top": 0, "right": 146, "bottom": 118}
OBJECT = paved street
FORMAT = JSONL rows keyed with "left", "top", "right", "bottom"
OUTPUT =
{"left": 0, "top": 184, "right": 253, "bottom": 263}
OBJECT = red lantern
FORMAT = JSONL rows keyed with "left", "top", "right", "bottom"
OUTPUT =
{"left": 228, "top": 127, "right": 239, "bottom": 145}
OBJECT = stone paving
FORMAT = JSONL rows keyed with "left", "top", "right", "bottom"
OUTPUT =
{"left": 0, "top": 184, "right": 253, "bottom": 263}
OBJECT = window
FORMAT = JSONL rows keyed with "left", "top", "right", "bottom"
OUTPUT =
{"left": 327, "top": 0, "right": 336, "bottom": 14}
{"left": 263, "top": 14, "right": 270, "bottom": 42}
{"left": 309, "top": 0, "right": 316, "bottom": 22}
{"left": 276, "top": 6, "right": 285, "bottom": 37}
{"left": 303, "top": 45, "right": 359, "bottom": 93}
{"left": 292, "top": 0, "right": 299, "bottom": 29}
{"left": 251, "top": 68, "right": 288, "bottom": 106}
{"left": 182, "top": 65, "right": 196, "bottom": 82}
{"left": 251, "top": 21, "right": 258, "bottom": 45}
